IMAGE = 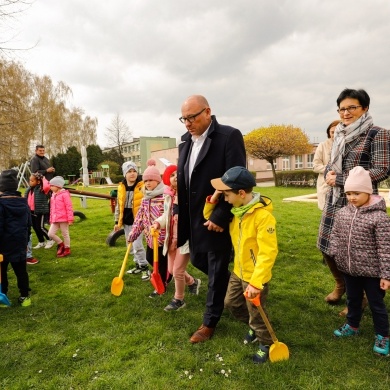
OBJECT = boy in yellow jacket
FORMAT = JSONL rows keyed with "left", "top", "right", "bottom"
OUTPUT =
{"left": 206, "top": 166, "right": 278, "bottom": 364}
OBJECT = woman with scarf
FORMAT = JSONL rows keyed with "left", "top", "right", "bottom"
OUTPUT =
{"left": 317, "top": 88, "right": 390, "bottom": 314}
{"left": 313, "top": 120, "right": 340, "bottom": 211}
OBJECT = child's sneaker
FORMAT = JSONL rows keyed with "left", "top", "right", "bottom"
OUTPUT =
{"left": 44, "top": 240, "right": 55, "bottom": 249}
{"left": 33, "top": 242, "right": 46, "bottom": 249}
{"left": 56, "top": 242, "right": 65, "bottom": 256}
{"left": 164, "top": 298, "right": 186, "bottom": 312}
{"left": 26, "top": 257, "right": 39, "bottom": 265}
{"left": 188, "top": 278, "right": 201, "bottom": 295}
{"left": 141, "top": 269, "right": 151, "bottom": 281}
{"left": 126, "top": 264, "right": 142, "bottom": 275}
{"left": 252, "top": 344, "right": 269, "bottom": 364}
{"left": 0, "top": 296, "right": 11, "bottom": 308}
{"left": 18, "top": 296, "right": 31, "bottom": 307}
{"left": 243, "top": 328, "right": 257, "bottom": 344}
{"left": 334, "top": 323, "right": 359, "bottom": 337}
{"left": 57, "top": 247, "right": 71, "bottom": 258}
{"left": 148, "top": 290, "right": 165, "bottom": 299}
{"left": 373, "top": 334, "right": 390, "bottom": 356}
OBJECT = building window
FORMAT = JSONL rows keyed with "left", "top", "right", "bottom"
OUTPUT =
{"left": 282, "top": 157, "right": 290, "bottom": 171}
{"left": 307, "top": 153, "right": 314, "bottom": 168}
{"left": 266, "top": 162, "right": 277, "bottom": 171}
{"left": 295, "top": 155, "right": 303, "bottom": 169}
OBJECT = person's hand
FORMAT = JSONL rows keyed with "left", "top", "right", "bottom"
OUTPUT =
{"left": 245, "top": 284, "right": 261, "bottom": 299}
{"left": 47, "top": 167, "right": 55, "bottom": 173}
{"left": 210, "top": 190, "right": 222, "bottom": 203}
{"left": 203, "top": 220, "right": 224, "bottom": 232}
{"left": 325, "top": 170, "right": 337, "bottom": 186}
{"left": 151, "top": 222, "right": 160, "bottom": 231}
{"left": 380, "top": 278, "right": 390, "bottom": 290}
{"left": 114, "top": 224, "right": 120, "bottom": 232}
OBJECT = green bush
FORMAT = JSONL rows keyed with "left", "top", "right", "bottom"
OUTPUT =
{"left": 275, "top": 169, "right": 317, "bottom": 187}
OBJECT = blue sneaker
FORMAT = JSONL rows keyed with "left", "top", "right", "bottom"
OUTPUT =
{"left": 334, "top": 323, "right": 359, "bottom": 337}
{"left": 243, "top": 328, "right": 257, "bottom": 345}
{"left": 164, "top": 298, "right": 186, "bottom": 312}
{"left": 373, "top": 334, "right": 389, "bottom": 356}
{"left": 252, "top": 344, "right": 269, "bottom": 364}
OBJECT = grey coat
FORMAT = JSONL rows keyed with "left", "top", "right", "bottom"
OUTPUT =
{"left": 329, "top": 195, "right": 390, "bottom": 280}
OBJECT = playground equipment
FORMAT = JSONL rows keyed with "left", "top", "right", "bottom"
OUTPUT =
{"left": 66, "top": 187, "right": 116, "bottom": 216}
{"left": 13, "top": 162, "right": 31, "bottom": 188}
{"left": 106, "top": 228, "right": 125, "bottom": 247}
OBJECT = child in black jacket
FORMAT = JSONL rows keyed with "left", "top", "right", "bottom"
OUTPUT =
{"left": 0, "top": 169, "right": 32, "bottom": 307}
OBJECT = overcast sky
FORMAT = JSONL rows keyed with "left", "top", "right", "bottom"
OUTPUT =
{"left": 10, "top": 0, "right": 390, "bottom": 147}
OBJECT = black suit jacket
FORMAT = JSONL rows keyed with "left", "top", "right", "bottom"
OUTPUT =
{"left": 177, "top": 116, "right": 246, "bottom": 252}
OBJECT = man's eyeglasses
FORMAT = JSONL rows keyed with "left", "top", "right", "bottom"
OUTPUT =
{"left": 179, "top": 108, "right": 206, "bottom": 124}
{"left": 337, "top": 105, "right": 362, "bottom": 114}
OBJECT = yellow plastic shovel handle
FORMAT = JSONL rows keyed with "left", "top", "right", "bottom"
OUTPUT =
{"left": 118, "top": 243, "right": 132, "bottom": 279}
{"left": 244, "top": 291, "right": 279, "bottom": 344}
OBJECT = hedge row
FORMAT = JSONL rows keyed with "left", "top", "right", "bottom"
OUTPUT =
{"left": 275, "top": 170, "right": 318, "bottom": 187}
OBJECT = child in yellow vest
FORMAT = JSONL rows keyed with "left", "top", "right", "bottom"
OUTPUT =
{"left": 114, "top": 161, "right": 149, "bottom": 280}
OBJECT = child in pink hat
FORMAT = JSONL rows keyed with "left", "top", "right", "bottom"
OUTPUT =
{"left": 330, "top": 166, "right": 390, "bottom": 356}
{"left": 127, "top": 159, "right": 168, "bottom": 298}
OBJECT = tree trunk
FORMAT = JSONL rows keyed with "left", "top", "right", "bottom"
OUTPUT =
{"left": 268, "top": 158, "right": 277, "bottom": 185}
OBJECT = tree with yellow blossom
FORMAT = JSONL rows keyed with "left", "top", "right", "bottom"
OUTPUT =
{"left": 244, "top": 124, "right": 313, "bottom": 184}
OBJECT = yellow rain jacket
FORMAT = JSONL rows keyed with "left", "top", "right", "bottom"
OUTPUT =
{"left": 204, "top": 194, "right": 278, "bottom": 289}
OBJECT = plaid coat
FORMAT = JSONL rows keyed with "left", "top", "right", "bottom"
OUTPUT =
{"left": 317, "top": 126, "right": 390, "bottom": 254}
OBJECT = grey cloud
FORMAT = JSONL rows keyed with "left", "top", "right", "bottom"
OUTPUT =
{"left": 15, "top": 0, "right": 390, "bottom": 145}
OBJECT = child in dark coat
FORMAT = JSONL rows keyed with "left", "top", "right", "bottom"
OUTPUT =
{"left": 25, "top": 173, "right": 52, "bottom": 252}
{"left": 0, "top": 169, "right": 32, "bottom": 306}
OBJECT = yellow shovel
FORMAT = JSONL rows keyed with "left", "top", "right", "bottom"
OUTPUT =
{"left": 245, "top": 292, "right": 289, "bottom": 362}
{"left": 111, "top": 242, "right": 132, "bottom": 297}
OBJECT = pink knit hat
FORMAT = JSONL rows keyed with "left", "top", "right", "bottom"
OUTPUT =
{"left": 142, "top": 159, "right": 161, "bottom": 182}
{"left": 344, "top": 166, "right": 373, "bottom": 194}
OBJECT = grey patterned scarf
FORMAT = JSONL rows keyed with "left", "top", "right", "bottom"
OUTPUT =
{"left": 329, "top": 111, "right": 373, "bottom": 204}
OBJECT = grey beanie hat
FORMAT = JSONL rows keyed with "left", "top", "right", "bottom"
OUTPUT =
{"left": 0, "top": 169, "right": 18, "bottom": 192}
{"left": 49, "top": 176, "right": 65, "bottom": 188}
{"left": 122, "top": 161, "right": 138, "bottom": 176}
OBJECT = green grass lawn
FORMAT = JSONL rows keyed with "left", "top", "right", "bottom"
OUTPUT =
{"left": 1, "top": 186, "right": 389, "bottom": 390}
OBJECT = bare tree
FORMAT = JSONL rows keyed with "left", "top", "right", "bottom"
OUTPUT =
{"left": 0, "top": 0, "right": 33, "bottom": 55}
{"left": 105, "top": 113, "right": 133, "bottom": 164}
{"left": 0, "top": 58, "right": 98, "bottom": 169}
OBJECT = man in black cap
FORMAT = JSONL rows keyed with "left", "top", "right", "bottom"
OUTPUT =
{"left": 0, "top": 169, "right": 32, "bottom": 306}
